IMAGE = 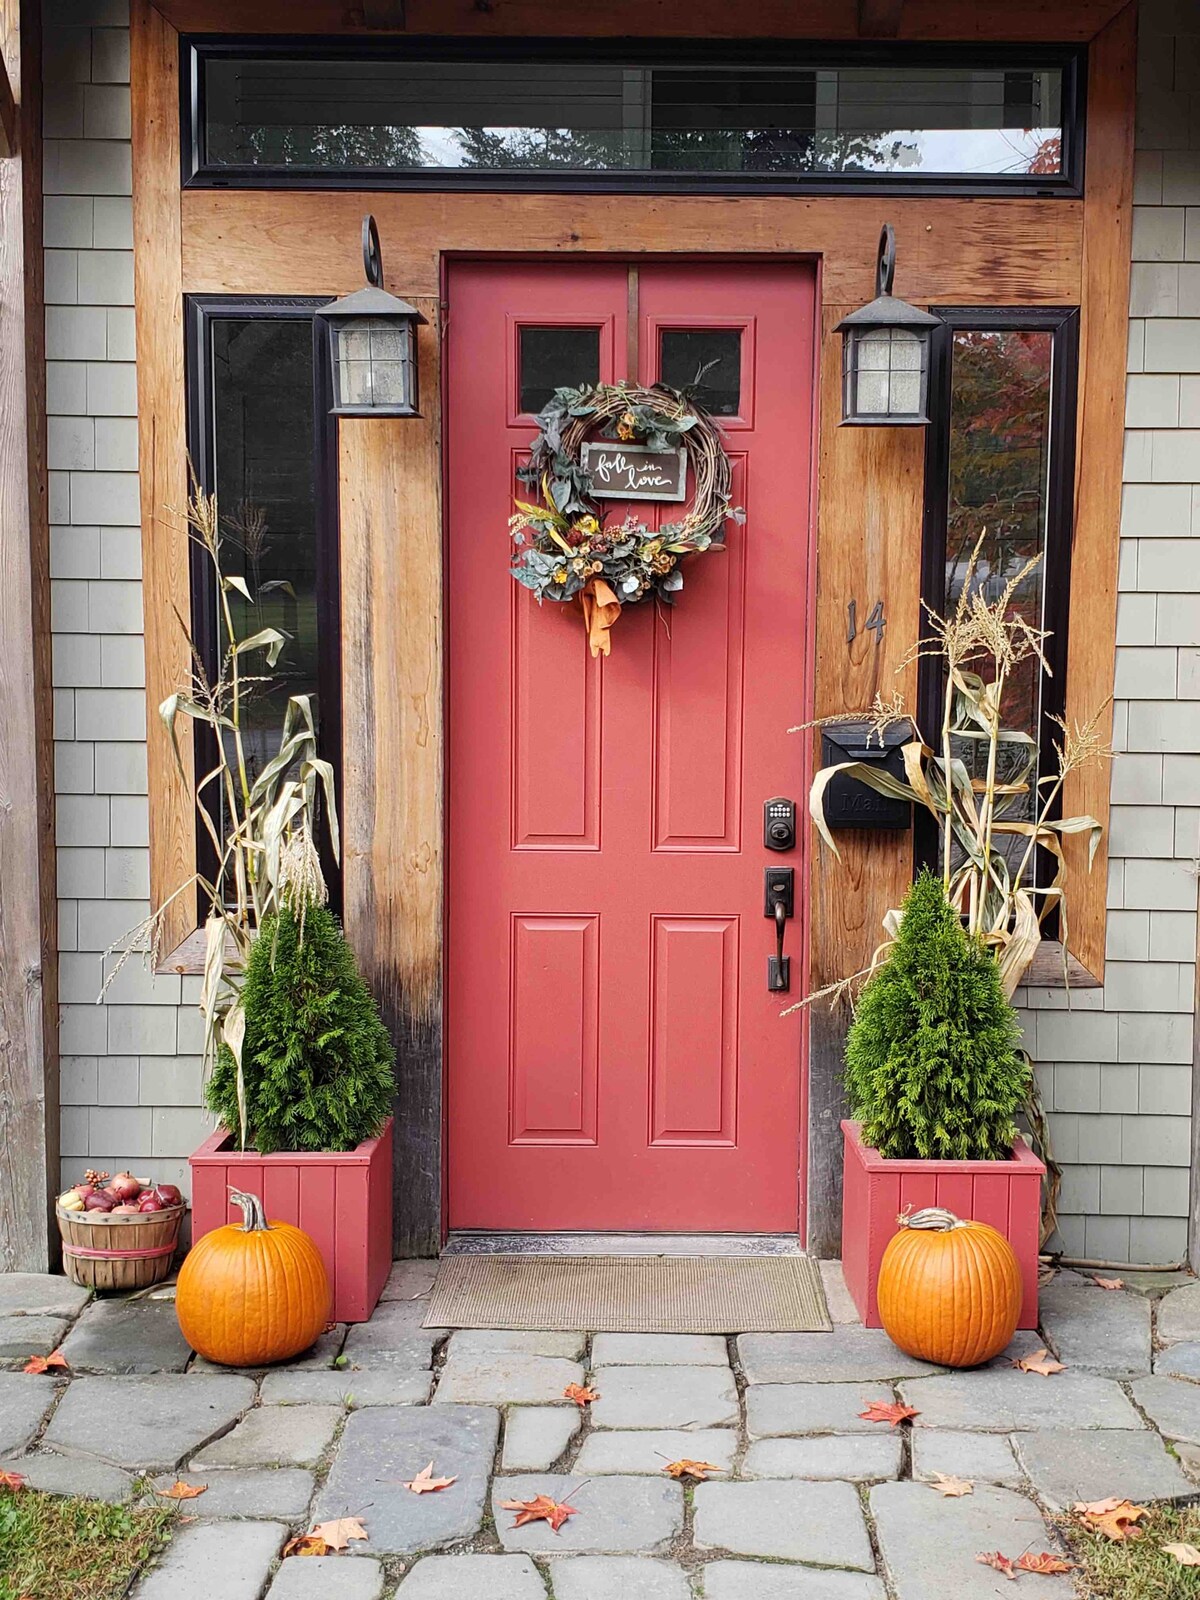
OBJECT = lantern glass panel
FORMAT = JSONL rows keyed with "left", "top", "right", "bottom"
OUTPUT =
{"left": 849, "top": 326, "right": 926, "bottom": 419}
{"left": 333, "top": 315, "right": 414, "bottom": 411}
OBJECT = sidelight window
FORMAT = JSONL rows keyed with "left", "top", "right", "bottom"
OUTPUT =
{"left": 185, "top": 41, "right": 1081, "bottom": 195}
{"left": 185, "top": 297, "right": 341, "bottom": 904}
{"left": 919, "top": 309, "right": 1079, "bottom": 874}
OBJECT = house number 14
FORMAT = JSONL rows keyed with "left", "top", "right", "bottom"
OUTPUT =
{"left": 847, "top": 598, "right": 886, "bottom": 646}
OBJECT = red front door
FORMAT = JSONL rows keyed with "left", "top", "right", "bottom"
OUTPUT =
{"left": 446, "top": 258, "right": 816, "bottom": 1233}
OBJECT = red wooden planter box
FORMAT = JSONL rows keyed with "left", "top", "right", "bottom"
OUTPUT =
{"left": 189, "top": 1117, "right": 393, "bottom": 1324}
{"left": 841, "top": 1120, "right": 1045, "bottom": 1332}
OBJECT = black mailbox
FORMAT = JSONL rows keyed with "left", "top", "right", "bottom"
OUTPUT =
{"left": 819, "top": 718, "right": 914, "bottom": 830}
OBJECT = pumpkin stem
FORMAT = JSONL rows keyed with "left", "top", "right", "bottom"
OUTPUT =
{"left": 227, "top": 1187, "right": 270, "bottom": 1233}
{"left": 896, "top": 1205, "right": 969, "bottom": 1232}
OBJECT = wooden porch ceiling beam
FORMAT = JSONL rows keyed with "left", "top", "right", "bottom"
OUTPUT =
{"left": 152, "top": 0, "right": 1129, "bottom": 41}
{"left": 857, "top": 0, "right": 905, "bottom": 38}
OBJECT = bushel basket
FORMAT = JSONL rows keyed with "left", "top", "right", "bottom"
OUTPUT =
{"left": 57, "top": 1203, "right": 185, "bottom": 1291}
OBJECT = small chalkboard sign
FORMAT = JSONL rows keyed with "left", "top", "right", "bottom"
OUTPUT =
{"left": 580, "top": 442, "right": 688, "bottom": 502}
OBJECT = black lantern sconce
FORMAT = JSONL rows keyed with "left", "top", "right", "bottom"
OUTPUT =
{"left": 836, "top": 224, "right": 941, "bottom": 426}
{"left": 316, "top": 215, "right": 428, "bottom": 418}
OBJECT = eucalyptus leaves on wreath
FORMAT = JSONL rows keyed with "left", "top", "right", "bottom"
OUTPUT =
{"left": 509, "top": 380, "right": 742, "bottom": 654}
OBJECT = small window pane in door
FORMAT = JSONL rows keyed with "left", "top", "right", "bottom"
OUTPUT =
{"left": 519, "top": 325, "right": 601, "bottom": 415}
{"left": 660, "top": 329, "right": 741, "bottom": 415}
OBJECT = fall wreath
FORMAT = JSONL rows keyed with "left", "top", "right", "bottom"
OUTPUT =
{"left": 509, "top": 381, "right": 742, "bottom": 655}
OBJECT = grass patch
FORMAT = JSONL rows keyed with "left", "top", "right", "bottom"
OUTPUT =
{"left": 1067, "top": 1503, "right": 1200, "bottom": 1598}
{"left": 0, "top": 1486, "right": 174, "bottom": 1600}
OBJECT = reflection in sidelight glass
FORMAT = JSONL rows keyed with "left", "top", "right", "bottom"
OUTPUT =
{"left": 210, "top": 317, "right": 320, "bottom": 785}
{"left": 944, "top": 328, "right": 1053, "bottom": 856}
{"left": 519, "top": 325, "right": 601, "bottom": 414}
{"left": 659, "top": 329, "right": 741, "bottom": 415}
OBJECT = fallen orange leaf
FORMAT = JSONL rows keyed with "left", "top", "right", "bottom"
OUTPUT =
{"left": 282, "top": 1534, "right": 329, "bottom": 1558}
{"left": 1163, "top": 1543, "right": 1200, "bottom": 1566}
{"left": 858, "top": 1400, "right": 919, "bottom": 1428}
{"left": 1072, "top": 1497, "right": 1149, "bottom": 1542}
{"left": 23, "top": 1350, "right": 68, "bottom": 1375}
{"left": 1093, "top": 1276, "right": 1124, "bottom": 1291}
{"left": 1016, "top": 1551, "right": 1077, "bottom": 1574}
{"left": 310, "top": 1516, "right": 369, "bottom": 1551}
{"left": 976, "top": 1551, "right": 1017, "bottom": 1581}
{"left": 0, "top": 1470, "right": 26, "bottom": 1491}
{"left": 155, "top": 1481, "right": 207, "bottom": 1500}
{"left": 663, "top": 1459, "right": 722, "bottom": 1481}
{"left": 563, "top": 1383, "right": 599, "bottom": 1407}
{"left": 499, "top": 1493, "right": 579, "bottom": 1532}
{"left": 928, "top": 1472, "right": 973, "bottom": 1497}
{"left": 403, "top": 1462, "right": 457, "bottom": 1495}
{"left": 1012, "top": 1348, "right": 1065, "bottom": 1377}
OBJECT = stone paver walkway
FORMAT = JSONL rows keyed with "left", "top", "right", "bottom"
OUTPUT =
{"left": 2, "top": 1260, "right": 1200, "bottom": 1596}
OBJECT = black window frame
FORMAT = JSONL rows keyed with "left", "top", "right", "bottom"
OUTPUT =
{"left": 184, "top": 293, "right": 343, "bottom": 918}
{"left": 182, "top": 35, "right": 1085, "bottom": 199}
{"left": 916, "top": 305, "right": 1081, "bottom": 921}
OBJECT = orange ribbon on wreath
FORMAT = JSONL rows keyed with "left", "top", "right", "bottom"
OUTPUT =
{"left": 578, "top": 577, "right": 622, "bottom": 658}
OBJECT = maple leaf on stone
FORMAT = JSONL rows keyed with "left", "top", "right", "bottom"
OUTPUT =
{"left": 282, "top": 1534, "right": 329, "bottom": 1558}
{"left": 1072, "top": 1497, "right": 1149, "bottom": 1541}
{"left": 1163, "top": 1543, "right": 1200, "bottom": 1566}
{"left": 403, "top": 1462, "right": 457, "bottom": 1495}
{"left": 499, "top": 1493, "right": 579, "bottom": 1532}
{"left": 1012, "top": 1348, "right": 1065, "bottom": 1377}
{"left": 1093, "top": 1276, "right": 1124, "bottom": 1290}
{"left": 858, "top": 1400, "right": 919, "bottom": 1428}
{"left": 23, "top": 1350, "right": 68, "bottom": 1375}
{"left": 976, "top": 1551, "right": 1017, "bottom": 1580}
{"left": 563, "top": 1383, "right": 599, "bottom": 1407}
{"left": 310, "top": 1516, "right": 369, "bottom": 1551}
{"left": 1016, "top": 1551, "right": 1077, "bottom": 1574}
{"left": 155, "top": 1481, "right": 207, "bottom": 1500}
{"left": 928, "top": 1472, "right": 973, "bottom": 1497}
{"left": 663, "top": 1459, "right": 722, "bottom": 1481}
{"left": 0, "top": 1470, "right": 26, "bottom": 1491}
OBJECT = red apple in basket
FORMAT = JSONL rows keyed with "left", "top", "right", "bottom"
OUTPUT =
{"left": 108, "top": 1172, "right": 142, "bottom": 1204}
{"left": 138, "top": 1196, "right": 164, "bottom": 1213}
{"left": 152, "top": 1184, "right": 182, "bottom": 1207}
{"left": 84, "top": 1191, "right": 115, "bottom": 1212}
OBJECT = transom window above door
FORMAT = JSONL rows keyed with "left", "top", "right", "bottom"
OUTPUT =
{"left": 185, "top": 41, "right": 1081, "bottom": 195}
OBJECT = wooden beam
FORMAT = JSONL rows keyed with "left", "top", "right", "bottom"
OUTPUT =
{"left": 0, "top": 0, "right": 58, "bottom": 1271}
{"left": 857, "top": 0, "right": 905, "bottom": 36}
{"left": 181, "top": 191, "right": 1084, "bottom": 308}
{"left": 1061, "top": 0, "right": 1137, "bottom": 983}
{"left": 360, "top": 0, "right": 406, "bottom": 24}
{"left": 154, "top": 0, "right": 1128, "bottom": 40}
{"left": 131, "top": 0, "right": 192, "bottom": 961}
{"left": 806, "top": 301, "right": 927, "bottom": 1255}
{"left": 0, "top": 50, "right": 16, "bottom": 158}
{"left": 339, "top": 304, "right": 444, "bottom": 1256}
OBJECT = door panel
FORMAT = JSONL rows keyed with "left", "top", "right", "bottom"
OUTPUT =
{"left": 447, "top": 259, "right": 815, "bottom": 1232}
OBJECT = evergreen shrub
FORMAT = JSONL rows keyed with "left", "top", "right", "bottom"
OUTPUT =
{"left": 206, "top": 900, "right": 395, "bottom": 1154}
{"left": 844, "top": 868, "right": 1029, "bottom": 1161}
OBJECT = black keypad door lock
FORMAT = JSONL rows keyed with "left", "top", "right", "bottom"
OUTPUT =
{"left": 763, "top": 796, "right": 797, "bottom": 852}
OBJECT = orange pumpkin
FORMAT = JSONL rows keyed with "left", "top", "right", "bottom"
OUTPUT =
{"left": 176, "top": 1188, "right": 331, "bottom": 1367}
{"left": 877, "top": 1206, "right": 1022, "bottom": 1368}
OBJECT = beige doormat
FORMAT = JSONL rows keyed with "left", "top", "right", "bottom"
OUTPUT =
{"left": 424, "top": 1253, "right": 831, "bottom": 1333}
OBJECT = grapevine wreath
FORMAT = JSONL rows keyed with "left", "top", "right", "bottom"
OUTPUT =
{"left": 509, "top": 380, "right": 743, "bottom": 656}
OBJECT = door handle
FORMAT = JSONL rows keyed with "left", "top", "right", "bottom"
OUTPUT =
{"left": 765, "top": 867, "right": 794, "bottom": 993}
